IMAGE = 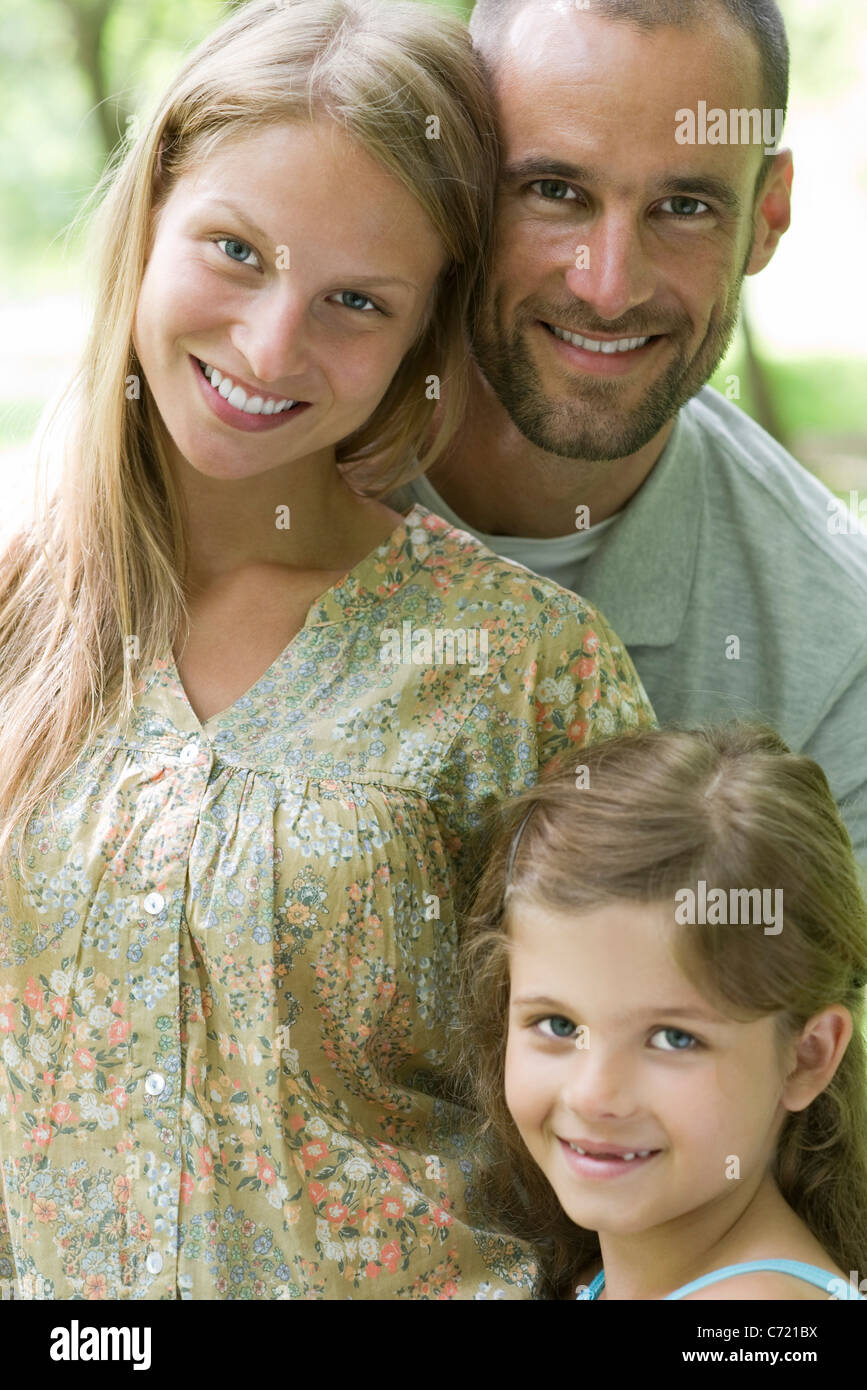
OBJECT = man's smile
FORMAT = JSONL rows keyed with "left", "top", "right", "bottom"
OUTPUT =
{"left": 538, "top": 320, "right": 663, "bottom": 374}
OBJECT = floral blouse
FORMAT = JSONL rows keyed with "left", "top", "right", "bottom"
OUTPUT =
{"left": 0, "top": 503, "right": 655, "bottom": 1300}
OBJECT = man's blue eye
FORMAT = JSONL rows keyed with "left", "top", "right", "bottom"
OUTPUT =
{"left": 660, "top": 197, "right": 709, "bottom": 217}
{"left": 532, "top": 180, "right": 576, "bottom": 201}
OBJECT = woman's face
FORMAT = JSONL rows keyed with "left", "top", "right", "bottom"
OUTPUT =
{"left": 132, "top": 119, "right": 446, "bottom": 480}
{"left": 504, "top": 899, "right": 794, "bottom": 1239}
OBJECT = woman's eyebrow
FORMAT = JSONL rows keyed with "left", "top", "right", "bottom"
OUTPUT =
{"left": 196, "top": 197, "right": 274, "bottom": 247}
{"left": 195, "top": 196, "right": 419, "bottom": 290}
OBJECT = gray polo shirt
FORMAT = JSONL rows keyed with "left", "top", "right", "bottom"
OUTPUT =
{"left": 391, "top": 386, "right": 867, "bottom": 883}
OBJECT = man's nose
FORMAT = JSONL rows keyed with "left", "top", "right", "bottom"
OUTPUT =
{"left": 564, "top": 209, "right": 656, "bottom": 324}
{"left": 230, "top": 282, "right": 312, "bottom": 386}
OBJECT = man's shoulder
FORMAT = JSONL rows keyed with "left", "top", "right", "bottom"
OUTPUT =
{"left": 683, "top": 387, "right": 867, "bottom": 596}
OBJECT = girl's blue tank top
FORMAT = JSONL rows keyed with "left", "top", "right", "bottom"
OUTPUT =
{"left": 577, "top": 1259, "right": 866, "bottom": 1300}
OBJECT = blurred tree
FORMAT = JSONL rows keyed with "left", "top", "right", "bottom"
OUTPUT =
{"left": 54, "top": 0, "right": 129, "bottom": 161}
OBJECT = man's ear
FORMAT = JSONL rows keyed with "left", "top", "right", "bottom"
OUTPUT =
{"left": 746, "top": 149, "right": 793, "bottom": 277}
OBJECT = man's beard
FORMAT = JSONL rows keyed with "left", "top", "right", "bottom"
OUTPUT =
{"left": 469, "top": 275, "right": 745, "bottom": 462}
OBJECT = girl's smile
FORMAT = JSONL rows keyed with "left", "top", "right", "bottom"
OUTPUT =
{"left": 557, "top": 1138, "right": 663, "bottom": 1180}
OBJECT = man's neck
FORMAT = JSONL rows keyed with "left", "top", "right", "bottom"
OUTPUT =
{"left": 426, "top": 365, "right": 676, "bottom": 540}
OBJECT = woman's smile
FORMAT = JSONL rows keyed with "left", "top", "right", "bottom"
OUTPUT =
{"left": 191, "top": 353, "right": 312, "bottom": 434}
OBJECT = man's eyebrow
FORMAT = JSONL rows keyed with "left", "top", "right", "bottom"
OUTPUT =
{"left": 501, "top": 158, "right": 601, "bottom": 187}
{"left": 500, "top": 160, "right": 742, "bottom": 215}
{"left": 511, "top": 994, "right": 728, "bottom": 1024}
{"left": 196, "top": 197, "right": 419, "bottom": 289}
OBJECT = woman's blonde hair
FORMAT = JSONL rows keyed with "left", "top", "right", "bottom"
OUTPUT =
{"left": 0, "top": 0, "right": 498, "bottom": 870}
{"left": 454, "top": 723, "right": 867, "bottom": 1299}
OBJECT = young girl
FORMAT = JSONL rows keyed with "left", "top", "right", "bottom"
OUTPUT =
{"left": 0, "top": 0, "right": 654, "bottom": 1299}
{"left": 457, "top": 723, "right": 867, "bottom": 1300}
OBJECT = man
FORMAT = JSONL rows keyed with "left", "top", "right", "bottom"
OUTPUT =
{"left": 391, "top": 0, "right": 867, "bottom": 879}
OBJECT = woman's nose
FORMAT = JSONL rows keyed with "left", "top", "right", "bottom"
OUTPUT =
{"left": 230, "top": 282, "right": 312, "bottom": 386}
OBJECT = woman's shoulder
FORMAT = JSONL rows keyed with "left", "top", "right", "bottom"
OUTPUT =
{"left": 406, "top": 504, "right": 607, "bottom": 624}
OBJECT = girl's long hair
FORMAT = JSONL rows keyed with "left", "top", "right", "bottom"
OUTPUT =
{"left": 0, "top": 0, "right": 498, "bottom": 870}
{"left": 454, "top": 723, "right": 867, "bottom": 1299}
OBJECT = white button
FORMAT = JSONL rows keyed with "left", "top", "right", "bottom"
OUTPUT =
{"left": 146, "top": 1251, "right": 163, "bottom": 1275}
{"left": 145, "top": 1071, "right": 166, "bottom": 1096}
{"left": 143, "top": 891, "right": 165, "bottom": 915}
{"left": 180, "top": 743, "right": 199, "bottom": 764}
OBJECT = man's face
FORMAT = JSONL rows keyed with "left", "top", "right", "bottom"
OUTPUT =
{"left": 473, "top": 7, "right": 771, "bottom": 461}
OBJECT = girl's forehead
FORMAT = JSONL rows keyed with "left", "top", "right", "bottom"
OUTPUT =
{"left": 506, "top": 899, "right": 702, "bottom": 996}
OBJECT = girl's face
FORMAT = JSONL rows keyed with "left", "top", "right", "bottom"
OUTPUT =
{"left": 132, "top": 119, "right": 446, "bottom": 480}
{"left": 505, "top": 899, "right": 792, "bottom": 1237}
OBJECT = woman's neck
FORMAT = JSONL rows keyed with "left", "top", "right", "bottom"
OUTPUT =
{"left": 594, "top": 1170, "right": 821, "bottom": 1301}
{"left": 173, "top": 444, "right": 403, "bottom": 588}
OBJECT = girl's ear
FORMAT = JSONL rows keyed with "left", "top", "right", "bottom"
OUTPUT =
{"left": 780, "top": 1006, "right": 853, "bottom": 1113}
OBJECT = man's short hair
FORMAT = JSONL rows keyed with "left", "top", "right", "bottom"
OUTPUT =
{"left": 469, "top": 0, "right": 789, "bottom": 197}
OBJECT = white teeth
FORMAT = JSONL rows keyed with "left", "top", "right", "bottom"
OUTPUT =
{"left": 568, "top": 1143, "right": 654, "bottom": 1160}
{"left": 198, "top": 360, "right": 299, "bottom": 414}
{"left": 549, "top": 325, "right": 650, "bottom": 353}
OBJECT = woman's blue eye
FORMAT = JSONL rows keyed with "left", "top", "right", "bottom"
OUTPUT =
{"left": 531, "top": 180, "right": 577, "bottom": 202}
{"left": 537, "top": 1015, "right": 577, "bottom": 1039}
{"left": 650, "top": 1027, "right": 698, "bottom": 1052}
{"left": 333, "top": 291, "right": 377, "bottom": 313}
{"left": 217, "top": 238, "right": 259, "bottom": 267}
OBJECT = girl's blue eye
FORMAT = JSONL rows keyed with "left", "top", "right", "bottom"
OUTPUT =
{"left": 650, "top": 1027, "right": 698, "bottom": 1052}
{"left": 537, "top": 1016, "right": 577, "bottom": 1040}
{"left": 216, "top": 237, "right": 259, "bottom": 268}
{"left": 333, "top": 290, "right": 378, "bottom": 313}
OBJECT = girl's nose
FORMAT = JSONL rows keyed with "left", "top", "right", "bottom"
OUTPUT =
{"left": 559, "top": 1044, "right": 640, "bottom": 1120}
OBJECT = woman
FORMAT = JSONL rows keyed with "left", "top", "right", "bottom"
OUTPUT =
{"left": 0, "top": 0, "right": 655, "bottom": 1300}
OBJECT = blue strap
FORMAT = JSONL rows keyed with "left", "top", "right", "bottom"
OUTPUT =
{"left": 577, "top": 1260, "right": 865, "bottom": 1300}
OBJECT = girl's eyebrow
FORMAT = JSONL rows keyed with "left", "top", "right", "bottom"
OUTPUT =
{"left": 196, "top": 197, "right": 419, "bottom": 291}
{"left": 511, "top": 994, "right": 727, "bottom": 1024}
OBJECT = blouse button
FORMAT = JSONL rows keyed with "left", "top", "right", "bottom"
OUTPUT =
{"left": 143, "top": 892, "right": 165, "bottom": 915}
{"left": 145, "top": 1071, "right": 166, "bottom": 1096}
{"left": 146, "top": 1251, "right": 163, "bottom": 1275}
{"left": 180, "top": 743, "right": 199, "bottom": 764}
